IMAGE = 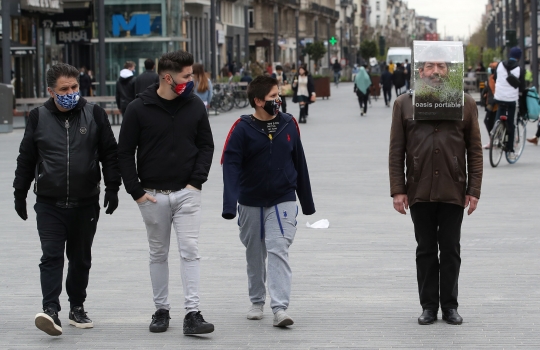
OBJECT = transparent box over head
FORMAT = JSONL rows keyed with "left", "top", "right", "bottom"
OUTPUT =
{"left": 413, "top": 41, "right": 465, "bottom": 121}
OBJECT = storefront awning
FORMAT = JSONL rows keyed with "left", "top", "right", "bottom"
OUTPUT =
{"left": 11, "top": 46, "right": 36, "bottom": 55}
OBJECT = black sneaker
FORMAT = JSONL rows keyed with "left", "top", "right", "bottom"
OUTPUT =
{"left": 35, "top": 307, "right": 62, "bottom": 336}
{"left": 69, "top": 305, "right": 94, "bottom": 329}
{"left": 183, "top": 311, "right": 214, "bottom": 335}
{"left": 149, "top": 309, "right": 170, "bottom": 333}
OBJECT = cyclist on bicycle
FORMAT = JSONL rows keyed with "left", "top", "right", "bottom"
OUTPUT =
{"left": 493, "top": 46, "right": 525, "bottom": 160}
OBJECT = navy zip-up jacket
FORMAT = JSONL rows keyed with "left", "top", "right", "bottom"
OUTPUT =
{"left": 221, "top": 112, "right": 315, "bottom": 219}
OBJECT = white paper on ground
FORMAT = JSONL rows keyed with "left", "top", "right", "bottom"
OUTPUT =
{"left": 306, "top": 219, "right": 330, "bottom": 229}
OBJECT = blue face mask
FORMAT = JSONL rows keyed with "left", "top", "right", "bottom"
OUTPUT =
{"left": 54, "top": 91, "right": 80, "bottom": 110}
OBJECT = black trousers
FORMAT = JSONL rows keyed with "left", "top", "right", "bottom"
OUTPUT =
{"left": 356, "top": 91, "right": 369, "bottom": 113}
{"left": 35, "top": 202, "right": 100, "bottom": 312}
{"left": 410, "top": 202, "right": 463, "bottom": 311}
{"left": 383, "top": 87, "right": 392, "bottom": 105}
{"left": 484, "top": 110, "right": 497, "bottom": 134}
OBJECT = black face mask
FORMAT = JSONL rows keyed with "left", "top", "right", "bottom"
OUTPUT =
{"left": 263, "top": 97, "right": 282, "bottom": 116}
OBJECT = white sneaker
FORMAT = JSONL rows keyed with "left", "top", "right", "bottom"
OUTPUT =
{"left": 483, "top": 142, "right": 491, "bottom": 149}
{"left": 246, "top": 304, "right": 263, "bottom": 320}
{"left": 273, "top": 310, "right": 294, "bottom": 327}
{"left": 507, "top": 152, "right": 517, "bottom": 161}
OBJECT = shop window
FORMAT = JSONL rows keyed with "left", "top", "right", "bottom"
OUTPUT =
{"left": 248, "top": 8, "right": 254, "bottom": 28}
{"left": 20, "top": 18, "right": 29, "bottom": 44}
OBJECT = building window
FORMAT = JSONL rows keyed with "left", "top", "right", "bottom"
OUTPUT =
{"left": 376, "top": 1, "right": 380, "bottom": 11}
{"left": 376, "top": 15, "right": 380, "bottom": 26}
{"left": 248, "top": 8, "right": 254, "bottom": 28}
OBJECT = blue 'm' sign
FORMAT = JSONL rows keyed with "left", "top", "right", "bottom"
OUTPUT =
{"left": 112, "top": 14, "right": 151, "bottom": 36}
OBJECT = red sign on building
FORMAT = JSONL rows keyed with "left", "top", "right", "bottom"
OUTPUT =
{"left": 425, "top": 33, "right": 439, "bottom": 41}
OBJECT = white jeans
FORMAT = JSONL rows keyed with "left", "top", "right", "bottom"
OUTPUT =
{"left": 138, "top": 188, "right": 202, "bottom": 314}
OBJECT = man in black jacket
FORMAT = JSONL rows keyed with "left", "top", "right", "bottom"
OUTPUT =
{"left": 118, "top": 50, "right": 215, "bottom": 335}
{"left": 115, "top": 61, "right": 136, "bottom": 115}
{"left": 134, "top": 58, "right": 160, "bottom": 95}
{"left": 13, "top": 63, "right": 121, "bottom": 336}
{"left": 381, "top": 66, "right": 393, "bottom": 107}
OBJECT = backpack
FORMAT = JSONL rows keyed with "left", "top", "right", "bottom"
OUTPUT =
{"left": 525, "top": 87, "right": 540, "bottom": 121}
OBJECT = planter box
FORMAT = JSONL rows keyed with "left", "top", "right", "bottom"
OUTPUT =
{"left": 369, "top": 75, "right": 381, "bottom": 96}
{"left": 313, "top": 77, "right": 331, "bottom": 99}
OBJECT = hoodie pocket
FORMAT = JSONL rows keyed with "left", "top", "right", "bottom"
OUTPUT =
{"left": 413, "top": 156, "right": 420, "bottom": 183}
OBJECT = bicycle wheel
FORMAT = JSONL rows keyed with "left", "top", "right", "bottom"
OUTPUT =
{"left": 219, "top": 94, "right": 235, "bottom": 112}
{"left": 506, "top": 119, "right": 526, "bottom": 164}
{"left": 210, "top": 95, "right": 222, "bottom": 114}
{"left": 489, "top": 122, "right": 506, "bottom": 167}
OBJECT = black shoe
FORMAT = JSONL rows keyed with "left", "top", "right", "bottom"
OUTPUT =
{"left": 149, "top": 309, "right": 170, "bottom": 333}
{"left": 183, "top": 311, "right": 214, "bottom": 335}
{"left": 418, "top": 309, "right": 437, "bottom": 325}
{"left": 35, "top": 307, "right": 62, "bottom": 336}
{"left": 69, "top": 305, "right": 93, "bottom": 329}
{"left": 442, "top": 309, "right": 463, "bottom": 325}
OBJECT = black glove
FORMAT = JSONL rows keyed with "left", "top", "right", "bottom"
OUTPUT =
{"left": 15, "top": 199, "right": 28, "bottom": 220}
{"left": 104, "top": 191, "right": 119, "bottom": 215}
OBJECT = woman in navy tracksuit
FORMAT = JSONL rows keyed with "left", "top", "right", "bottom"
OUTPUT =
{"left": 221, "top": 76, "right": 315, "bottom": 328}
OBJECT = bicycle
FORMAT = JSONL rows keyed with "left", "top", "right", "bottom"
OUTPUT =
{"left": 489, "top": 112, "right": 527, "bottom": 167}
{"left": 231, "top": 84, "right": 250, "bottom": 109}
{"left": 210, "top": 84, "right": 235, "bottom": 113}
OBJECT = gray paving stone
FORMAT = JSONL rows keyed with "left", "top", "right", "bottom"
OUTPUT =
{"left": 1, "top": 84, "right": 539, "bottom": 348}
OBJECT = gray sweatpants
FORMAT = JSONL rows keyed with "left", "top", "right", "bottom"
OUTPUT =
{"left": 238, "top": 201, "right": 297, "bottom": 313}
{"left": 138, "top": 188, "right": 202, "bottom": 314}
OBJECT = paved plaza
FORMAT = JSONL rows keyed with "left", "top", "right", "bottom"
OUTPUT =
{"left": 1, "top": 84, "right": 540, "bottom": 349}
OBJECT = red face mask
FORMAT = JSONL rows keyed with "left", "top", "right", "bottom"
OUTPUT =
{"left": 169, "top": 76, "right": 194, "bottom": 97}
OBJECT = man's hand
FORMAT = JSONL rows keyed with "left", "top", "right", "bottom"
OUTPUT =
{"left": 14, "top": 199, "right": 28, "bottom": 220}
{"left": 136, "top": 193, "right": 157, "bottom": 204}
{"left": 104, "top": 191, "right": 119, "bottom": 215}
{"left": 392, "top": 194, "right": 409, "bottom": 215}
{"left": 464, "top": 195, "right": 479, "bottom": 215}
{"left": 185, "top": 184, "right": 200, "bottom": 191}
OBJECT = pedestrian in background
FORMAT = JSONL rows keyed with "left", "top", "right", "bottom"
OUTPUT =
{"left": 221, "top": 75, "right": 315, "bottom": 328}
{"left": 292, "top": 64, "right": 315, "bottom": 123}
{"left": 13, "top": 63, "right": 121, "bottom": 336}
{"left": 87, "top": 70, "right": 95, "bottom": 96}
{"left": 404, "top": 59, "right": 412, "bottom": 90}
{"left": 79, "top": 67, "right": 92, "bottom": 97}
{"left": 354, "top": 66, "right": 372, "bottom": 116}
{"left": 134, "top": 58, "right": 159, "bottom": 95}
{"left": 240, "top": 71, "right": 253, "bottom": 89}
{"left": 381, "top": 66, "right": 393, "bottom": 107}
{"left": 481, "top": 62, "right": 499, "bottom": 149}
{"left": 272, "top": 64, "right": 288, "bottom": 113}
{"left": 193, "top": 63, "right": 213, "bottom": 110}
{"left": 351, "top": 64, "right": 359, "bottom": 82}
{"left": 392, "top": 63, "right": 406, "bottom": 96}
{"left": 389, "top": 50, "right": 483, "bottom": 326}
{"left": 115, "top": 61, "right": 136, "bottom": 116}
{"left": 332, "top": 59, "right": 342, "bottom": 86}
{"left": 118, "top": 50, "right": 215, "bottom": 336}
{"left": 388, "top": 60, "right": 395, "bottom": 74}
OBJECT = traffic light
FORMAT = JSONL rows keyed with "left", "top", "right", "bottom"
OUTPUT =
{"left": 506, "top": 30, "right": 517, "bottom": 47}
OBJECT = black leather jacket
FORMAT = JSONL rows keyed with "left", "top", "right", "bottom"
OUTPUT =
{"left": 14, "top": 98, "right": 121, "bottom": 208}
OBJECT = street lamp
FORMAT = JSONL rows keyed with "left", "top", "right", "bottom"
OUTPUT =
{"left": 340, "top": 20, "right": 343, "bottom": 61}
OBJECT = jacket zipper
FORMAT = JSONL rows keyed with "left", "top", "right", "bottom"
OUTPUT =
{"left": 246, "top": 117, "right": 290, "bottom": 204}
{"left": 65, "top": 117, "right": 70, "bottom": 207}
